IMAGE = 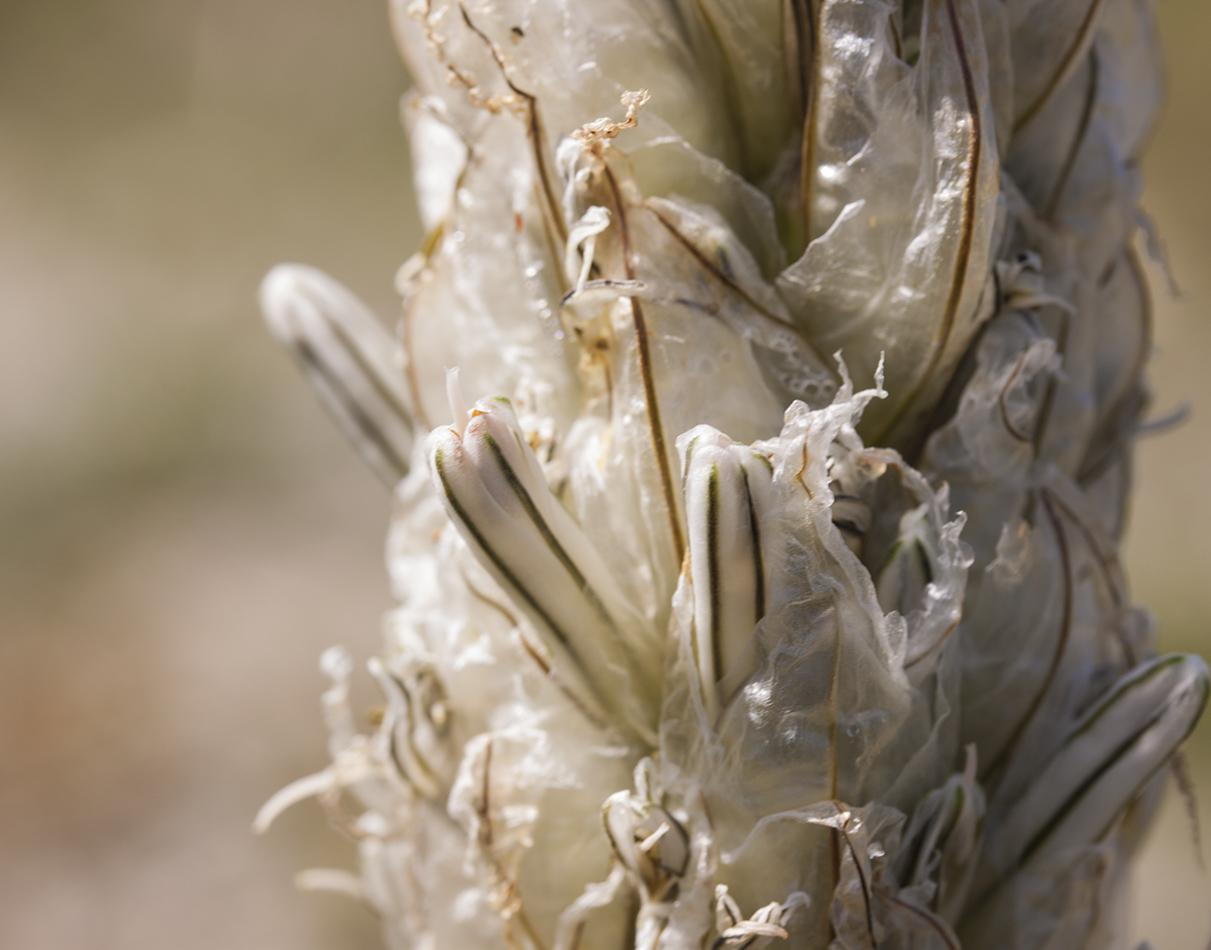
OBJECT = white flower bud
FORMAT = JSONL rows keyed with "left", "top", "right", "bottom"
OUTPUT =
{"left": 975, "top": 654, "right": 1209, "bottom": 897}
{"left": 260, "top": 264, "right": 415, "bottom": 485}
{"left": 680, "top": 426, "right": 776, "bottom": 720}
{"left": 427, "top": 395, "right": 660, "bottom": 740}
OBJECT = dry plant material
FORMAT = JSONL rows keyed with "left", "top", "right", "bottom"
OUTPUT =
{"left": 257, "top": 1, "right": 1207, "bottom": 948}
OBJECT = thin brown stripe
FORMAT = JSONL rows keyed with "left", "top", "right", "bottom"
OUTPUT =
{"left": 602, "top": 164, "right": 685, "bottom": 561}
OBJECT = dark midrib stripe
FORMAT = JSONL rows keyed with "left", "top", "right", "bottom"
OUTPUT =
{"left": 707, "top": 464, "right": 722, "bottom": 682}
{"left": 602, "top": 164, "right": 685, "bottom": 562}
{"left": 739, "top": 465, "right": 767, "bottom": 621}
{"left": 434, "top": 449, "right": 579, "bottom": 662}
{"left": 481, "top": 432, "right": 617, "bottom": 631}
{"left": 983, "top": 492, "right": 1073, "bottom": 780}
{"left": 1013, "top": 0, "right": 1107, "bottom": 134}
{"left": 325, "top": 314, "right": 414, "bottom": 432}
{"left": 1058, "top": 656, "right": 1187, "bottom": 747}
{"left": 384, "top": 671, "right": 439, "bottom": 792}
{"left": 872, "top": 0, "right": 983, "bottom": 445}
{"left": 296, "top": 338, "right": 409, "bottom": 478}
{"left": 1019, "top": 706, "right": 1169, "bottom": 866}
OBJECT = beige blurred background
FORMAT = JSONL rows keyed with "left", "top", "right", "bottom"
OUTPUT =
{"left": 0, "top": 1, "right": 1207, "bottom": 948}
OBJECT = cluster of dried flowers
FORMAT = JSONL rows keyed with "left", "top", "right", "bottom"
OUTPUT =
{"left": 256, "top": 0, "right": 1207, "bottom": 947}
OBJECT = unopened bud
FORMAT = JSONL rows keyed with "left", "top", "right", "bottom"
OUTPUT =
{"left": 261, "top": 264, "right": 414, "bottom": 486}
{"left": 680, "top": 426, "right": 776, "bottom": 719}
{"left": 977, "top": 654, "right": 1209, "bottom": 895}
{"left": 428, "top": 396, "right": 659, "bottom": 739}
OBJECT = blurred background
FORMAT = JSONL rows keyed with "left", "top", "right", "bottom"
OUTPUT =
{"left": 0, "top": 1, "right": 1207, "bottom": 948}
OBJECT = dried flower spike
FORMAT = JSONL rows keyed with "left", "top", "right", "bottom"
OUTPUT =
{"left": 259, "top": 1, "right": 1204, "bottom": 948}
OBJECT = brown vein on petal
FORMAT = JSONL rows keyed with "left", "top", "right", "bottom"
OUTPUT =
{"left": 603, "top": 164, "right": 685, "bottom": 561}
{"left": 793, "top": 0, "right": 821, "bottom": 243}
{"left": 827, "top": 599, "right": 842, "bottom": 801}
{"left": 904, "top": 616, "right": 960, "bottom": 670}
{"left": 707, "top": 464, "right": 723, "bottom": 683}
{"left": 794, "top": 441, "right": 814, "bottom": 499}
{"left": 827, "top": 826, "right": 841, "bottom": 947}
{"left": 647, "top": 206, "right": 834, "bottom": 371}
{"left": 648, "top": 207, "right": 789, "bottom": 325}
{"left": 462, "top": 566, "right": 610, "bottom": 729}
{"left": 515, "top": 634, "right": 611, "bottom": 732}
{"left": 510, "top": 913, "right": 548, "bottom": 950}
{"left": 479, "top": 736, "right": 495, "bottom": 850}
{"left": 1077, "top": 248, "right": 1152, "bottom": 487}
{"left": 998, "top": 349, "right": 1035, "bottom": 443}
{"left": 983, "top": 491, "right": 1073, "bottom": 782}
{"left": 888, "top": 9, "right": 904, "bottom": 61}
{"left": 532, "top": 180, "right": 571, "bottom": 299}
{"left": 1013, "top": 0, "right": 1108, "bottom": 134}
{"left": 873, "top": 0, "right": 982, "bottom": 446}
{"left": 1031, "top": 306, "right": 1070, "bottom": 457}
{"left": 1044, "top": 50, "right": 1100, "bottom": 220}
{"left": 884, "top": 895, "right": 960, "bottom": 950}
{"left": 462, "top": 728, "right": 546, "bottom": 950}
{"left": 400, "top": 287, "right": 433, "bottom": 431}
{"left": 1045, "top": 488, "right": 1126, "bottom": 611}
{"left": 458, "top": 4, "right": 567, "bottom": 247}
{"left": 834, "top": 806, "right": 876, "bottom": 948}
{"left": 822, "top": 729, "right": 843, "bottom": 949}
{"left": 462, "top": 565, "right": 523, "bottom": 628}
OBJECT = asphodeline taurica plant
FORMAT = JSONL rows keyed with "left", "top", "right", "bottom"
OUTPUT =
{"left": 256, "top": 1, "right": 1209, "bottom": 948}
